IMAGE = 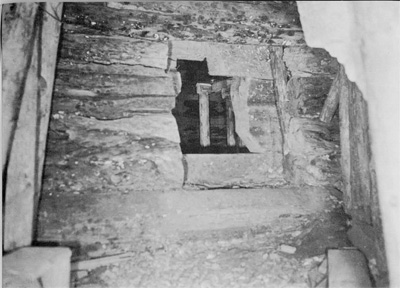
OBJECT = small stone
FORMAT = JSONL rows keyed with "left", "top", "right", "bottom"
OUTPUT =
{"left": 291, "top": 230, "right": 302, "bottom": 237}
{"left": 279, "top": 244, "right": 296, "bottom": 254}
{"left": 206, "top": 252, "right": 216, "bottom": 260}
{"left": 312, "top": 254, "right": 325, "bottom": 262}
{"left": 110, "top": 174, "right": 120, "bottom": 184}
{"left": 230, "top": 238, "right": 243, "bottom": 245}
{"left": 76, "top": 270, "right": 88, "bottom": 279}
{"left": 302, "top": 257, "right": 314, "bottom": 266}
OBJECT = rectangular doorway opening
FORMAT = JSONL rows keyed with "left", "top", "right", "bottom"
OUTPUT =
{"left": 172, "top": 59, "right": 250, "bottom": 154}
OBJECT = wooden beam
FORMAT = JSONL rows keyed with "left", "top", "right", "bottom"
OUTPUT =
{"left": 269, "top": 46, "right": 289, "bottom": 156}
{"left": 320, "top": 69, "right": 341, "bottom": 123}
{"left": 338, "top": 64, "right": 352, "bottom": 211}
{"left": 197, "top": 83, "right": 211, "bottom": 147}
{"left": 3, "top": 3, "right": 63, "bottom": 251}
{"left": 226, "top": 98, "right": 236, "bottom": 146}
{"left": 4, "top": 25, "right": 40, "bottom": 251}
{"left": 2, "top": 3, "right": 38, "bottom": 171}
{"left": 34, "top": 2, "right": 64, "bottom": 230}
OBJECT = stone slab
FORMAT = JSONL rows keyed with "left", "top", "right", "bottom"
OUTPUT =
{"left": 65, "top": 113, "right": 181, "bottom": 143}
{"left": 328, "top": 249, "right": 372, "bottom": 288}
{"left": 184, "top": 154, "right": 285, "bottom": 188}
{"left": 60, "top": 33, "right": 168, "bottom": 69}
{"left": 159, "top": 186, "right": 331, "bottom": 233}
{"left": 52, "top": 96, "right": 177, "bottom": 119}
{"left": 44, "top": 114, "right": 184, "bottom": 192}
{"left": 54, "top": 70, "right": 177, "bottom": 97}
{"left": 171, "top": 41, "right": 273, "bottom": 79}
{"left": 37, "top": 186, "right": 331, "bottom": 256}
{"left": 3, "top": 247, "right": 71, "bottom": 288}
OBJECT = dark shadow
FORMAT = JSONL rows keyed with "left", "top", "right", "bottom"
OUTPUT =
{"left": 172, "top": 59, "right": 249, "bottom": 154}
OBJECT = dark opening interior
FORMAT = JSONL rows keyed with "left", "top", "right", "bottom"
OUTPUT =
{"left": 172, "top": 59, "right": 250, "bottom": 154}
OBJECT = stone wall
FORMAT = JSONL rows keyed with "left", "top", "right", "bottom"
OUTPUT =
{"left": 297, "top": 2, "right": 399, "bottom": 286}
{"left": 285, "top": 76, "right": 341, "bottom": 187}
{"left": 37, "top": 1, "right": 343, "bottom": 256}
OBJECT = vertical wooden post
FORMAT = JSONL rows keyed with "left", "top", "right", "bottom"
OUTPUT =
{"left": 3, "top": 2, "right": 63, "bottom": 251}
{"left": 4, "top": 24, "right": 40, "bottom": 251}
{"left": 197, "top": 83, "right": 211, "bottom": 147}
{"left": 338, "top": 65, "right": 352, "bottom": 211}
{"left": 2, "top": 3, "right": 39, "bottom": 172}
{"left": 34, "top": 2, "right": 64, "bottom": 215}
{"left": 269, "top": 46, "right": 289, "bottom": 156}
{"left": 226, "top": 98, "right": 236, "bottom": 146}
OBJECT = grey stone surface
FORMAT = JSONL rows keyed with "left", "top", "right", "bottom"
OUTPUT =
{"left": 184, "top": 154, "right": 285, "bottom": 188}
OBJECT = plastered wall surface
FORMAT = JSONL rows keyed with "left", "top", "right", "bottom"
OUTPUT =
{"left": 297, "top": 2, "right": 400, "bottom": 286}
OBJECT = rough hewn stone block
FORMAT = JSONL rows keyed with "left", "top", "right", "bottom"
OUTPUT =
{"left": 184, "top": 154, "right": 285, "bottom": 188}
{"left": 60, "top": 33, "right": 168, "bottom": 69}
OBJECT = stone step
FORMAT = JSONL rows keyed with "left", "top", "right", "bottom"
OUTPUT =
{"left": 37, "top": 186, "right": 332, "bottom": 257}
{"left": 184, "top": 153, "right": 285, "bottom": 188}
{"left": 159, "top": 187, "right": 331, "bottom": 234}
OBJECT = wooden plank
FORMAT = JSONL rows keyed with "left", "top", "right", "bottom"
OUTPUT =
{"left": 34, "top": 2, "right": 64, "bottom": 225}
{"left": 338, "top": 65, "right": 352, "bottom": 211}
{"left": 2, "top": 3, "right": 38, "bottom": 171}
{"left": 349, "top": 82, "right": 373, "bottom": 223}
{"left": 319, "top": 69, "right": 341, "bottom": 123}
{"left": 230, "top": 77, "right": 263, "bottom": 153}
{"left": 197, "top": 83, "right": 211, "bottom": 147}
{"left": 226, "top": 98, "right": 236, "bottom": 146}
{"left": 269, "top": 46, "right": 289, "bottom": 156}
{"left": 230, "top": 77, "right": 283, "bottom": 158}
{"left": 171, "top": 41, "right": 273, "bottom": 79}
{"left": 60, "top": 33, "right": 168, "bottom": 69}
{"left": 4, "top": 18, "right": 40, "bottom": 250}
{"left": 328, "top": 249, "right": 372, "bottom": 288}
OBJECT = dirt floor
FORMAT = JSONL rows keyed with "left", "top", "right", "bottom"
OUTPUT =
{"left": 70, "top": 187, "right": 350, "bottom": 288}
